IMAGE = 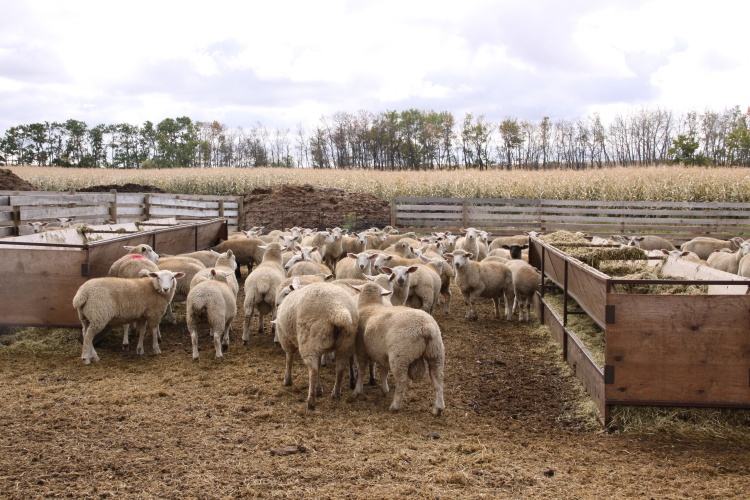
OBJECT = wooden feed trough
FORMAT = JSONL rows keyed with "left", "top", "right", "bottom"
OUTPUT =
{"left": 529, "top": 235, "right": 750, "bottom": 425}
{"left": 0, "top": 218, "right": 228, "bottom": 328}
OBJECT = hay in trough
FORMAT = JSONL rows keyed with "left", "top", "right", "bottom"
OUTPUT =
{"left": 539, "top": 230, "right": 588, "bottom": 244}
{"left": 543, "top": 293, "right": 605, "bottom": 368}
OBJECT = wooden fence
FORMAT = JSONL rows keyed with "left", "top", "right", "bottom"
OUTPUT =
{"left": 392, "top": 197, "right": 750, "bottom": 239}
{"left": 0, "top": 190, "right": 242, "bottom": 237}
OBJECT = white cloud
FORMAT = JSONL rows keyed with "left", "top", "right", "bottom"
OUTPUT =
{"left": 0, "top": 0, "right": 748, "bottom": 130}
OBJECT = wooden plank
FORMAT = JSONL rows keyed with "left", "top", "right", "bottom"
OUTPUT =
{"left": 117, "top": 206, "right": 145, "bottom": 216}
{"left": 149, "top": 206, "right": 221, "bottom": 217}
{"left": 20, "top": 205, "right": 111, "bottom": 220}
{"left": 395, "top": 212, "right": 463, "bottom": 220}
{"left": 660, "top": 258, "right": 750, "bottom": 294}
{"left": 0, "top": 247, "right": 87, "bottom": 327}
{"left": 539, "top": 199, "right": 750, "bottom": 209}
{"left": 469, "top": 205, "right": 750, "bottom": 217}
{"left": 605, "top": 294, "right": 750, "bottom": 406}
{"left": 149, "top": 196, "right": 221, "bottom": 209}
{"left": 393, "top": 196, "right": 465, "bottom": 204}
{"left": 396, "top": 204, "right": 466, "bottom": 211}
{"left": 568, "top": 264, "right": 608, "bottom": 327}
{"left": 117, "top": 194, "right": 145, "bottom": 204}
{"left": 9, "top": 193, "right": 114, "bottom": 205}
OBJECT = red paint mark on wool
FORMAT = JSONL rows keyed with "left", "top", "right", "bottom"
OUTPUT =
{"left": 129, "top": 254, "right": 145, "bottom": 260}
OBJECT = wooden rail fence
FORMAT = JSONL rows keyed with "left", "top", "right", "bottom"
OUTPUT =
{"left": 0, "top": 190, "right": 242, "bottom": 237}
{"left": 392, "top": 197, "right": 750, "bottom": 239}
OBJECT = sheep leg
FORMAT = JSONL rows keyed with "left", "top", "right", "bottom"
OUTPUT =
{"left": 348, "top": 357, "right": 356, "bottom": 390}
{"left": 122, "top": 323, "right": 130, "bottom": 350}
{"left": 189, "top": 325, "right": 200, "bottom": 360}
{"left": 305, "top": 355, "right": 321, "bottom": 410}
{"left": 242, "top": 305, "right": 254, "bottom": 345}
{"left": 283, "top": 351, "right": 293, "bottom": 386}
{"left": 331, "top": 353, "right": 347, "bottom": 399}
{"left": 222, "top": 322, "right": 231, "bottom": 351}
{"left": 213, "top": 330, "right": 223, "bottom": 359}
{"left": 464, "top": 293, "right": 478, "bottom": 321}
{"left": 442, "top": 288, "right": 451, "bottom": 315}
{"left": 368, "top": 362, "right": 376, "bottom": 385}
{"left": 163, "top": 303, "right": 177, "bottom": 324}
{"left": 150, "top": 322, "right": 161, "bottom": 355}
{"left": 428, "top": 358, "right": 445, "bottom": 417}
{"left": 388, "top": 360, "right": 410, "bottom": 412}
{"left": 503, "top": 288, "right": 514, "bottom": 321}
{"left": 257, "top": 313, "right": 265, "bottom": 335}
{"left": 378, "top": 364, "right": 390, "bottom": 395}
{"left": 81, "top": 323, "right": 101, "bottom": 365}
{"left": 136, "top": 321, "right": 147, "bottom": 356}
{"left": 492, "top": 297, "right": 500, "bottom": 320}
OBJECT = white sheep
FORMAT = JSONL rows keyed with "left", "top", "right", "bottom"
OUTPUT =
{"left": 212, "top": 237, "right": 266, "bottom": 277}
{"left": 455, "top": 227, "right": 488, "bottom": 260}
{"left": 445, "top": 249, "right": 514, "bottom": 321}
{"left": 349, "top": 282, "right": 445, "bottom": 415}
{"left": 614, "top": 235, "right": 675, "bottom": 251}
{"left": 274, "top": 282, "right": 359, "bottom": 410}
{"left": 158, "top": 256, "right": 206, "bottom": 323}
{"left": 681, "top": 237, "right": 743, "bottom": 260}
{"left": 706, "top": 241, "right": 750, "bottom": 274}
{"left": 334, "top": 252, "right": 378, "bottom": 279}
{"left": 176, "top": 249, "right": 222, "bottom": 267}
{"left": 489, "top": 234, "right": 528, "bottom": 250}
{"left": 382, "top": 264, "right": 441, "bottom": 314}
{"left": 72, "top": 270, "right": 185, "bottom": 364}
{"left": 243, "top": 243, "right": 286, "bottom": 341}
{"left": 505, "top": 260, "right": 540, "bottom": 322}
{"left": 191, "top": 250, "right": 239, "bottom": 295}
{"left": 417, "top": 253, "right": 454, "bottom": 314}
{"left": 108, "top": 244, "right": 159, "bottom": 276}
{"left": 186, "top": 269, "right": 237, "bottom": 360}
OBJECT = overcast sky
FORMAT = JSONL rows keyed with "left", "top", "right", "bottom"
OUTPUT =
{"left": 1, "top": 0, "right": 748, "bottom": 130}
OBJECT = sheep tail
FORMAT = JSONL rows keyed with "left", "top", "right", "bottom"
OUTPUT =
{"left": 72, "top": 289, "right": 88, "bottom": 310}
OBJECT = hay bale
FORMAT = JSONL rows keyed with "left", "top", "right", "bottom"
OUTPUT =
{"left": 540, "top": 231, "right": 588, "bottom": 245}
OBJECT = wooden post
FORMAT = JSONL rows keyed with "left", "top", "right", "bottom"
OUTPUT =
{"left": 12, "top": 205, "right": 20, "bottom": 236}
{"left": 390, "top": 199, "right": 397, "bottom": 227}
{"left": 219, "top": 199, "right": 225, "bottom": 218}
{"left": 143, "top": 193, "right": 151, "bottom": 221}
{"left": 461, "top": 199, "right": 469, "bottom": 228}
{"left": 109, "top": 189, "right": 118, "bottom": 224}
{"left": 237, "top": 195, "right": 245, "bottom": 230}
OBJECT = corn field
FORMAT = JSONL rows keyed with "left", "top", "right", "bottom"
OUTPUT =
{"left": 9, "top": 165, "right": 750, "bottom": 202}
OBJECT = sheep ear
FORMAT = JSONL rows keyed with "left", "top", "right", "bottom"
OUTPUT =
{"left": 635, "top": 236, "right": 645, "bottom": 241}
{"left": 388, "top": 273, "right": 396, "bottom": 282}
{"left": 123, "top": 245, "right": 135, "bottom": 251}
{"left": 520, "top": 244, "right": 529, "bottom": 250}
{"left": 418, "top": 254, "right": 430, "bottom": 263}
{"left": 680, "top": 251, "right": 691, "bottom": 257}
{"left": 138, "top": 269, "right": 150, "bottom": 277}
{"left": 363, "top": 274, "right": 376, "bottom": 281}
{"left": 367, "top": 253, "right": 379, "bottom": 260}
{"left": 381, "top": 266, "right": 393, "bottom": 274}
{"left": 467, "top": 252, "right": 474, "bottom": 259}
{"left": 381, "top": 289, "right": 393, "bottom": 297}
{"left": 348, "top": 284, "right": 364, "bottom": 293}
{"left": 407, "top": 266, "right": 419, "bottom": 273}
{"left": 347, "top": 253, "right": 357, "bottom": 259}
{"left": 211, "top": 269, "right": 217, "bottom": 276}
{"left": 258, "top": 245, "right": 268, "bottom": 250}
{"left": 225, "top": 249, "right": 234, "bottom": 257}
{"left": 324, "top": 274, "right": 334, "bottom": 281}
{"left": 501, "top": 245, "right": 510, "bottom": 249}
{"left": 173, "top": 272, "right": 186, "bottom": 279}
{"left": 444, "top": 253, "right": 454, "bottom": 260}
{"left": 661, "top": 249, "right": 669, "bottom": 255}
{"left": 147, "top": 272, "right": 159, "bottom": 278}
{"left": 311, "top": 246, "right": 318, "bottom": 252}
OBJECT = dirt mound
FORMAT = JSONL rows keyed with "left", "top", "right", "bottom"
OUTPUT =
{"left": 243, "top": 184, "right": 389, "bottom": 231}
{"left": 79, "top": 183, "right": 165, "bottom": 193}
{"left": 0, "top": 169, "right": 35, "bottom": 190}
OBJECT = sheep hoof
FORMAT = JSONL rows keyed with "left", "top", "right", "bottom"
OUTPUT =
{"left": 316, "top": 386, "right": 323, "bottom": 397}
{"left": 136, "top": 347, "right": 144, "bottom": 356}
{"left": 192, "top": 355, "right": 199, "bottom": 362}
{"left": 82, "top": 357, "right": 91, "bottom": 365}
{"left": 388, "top": 404, "right": 400, "bottom": 412}
{"left": 306, "top": 400, "right": 316, "bottom": 411}
{"left": 122, "top": 344, "right": 129, "bottom": 351}
{"left": 283, "top": 378, "right": 292, "bottom": 387}
{"left": 432, "top": 407, "right": 444, "bottom": 417}
{"left": 222, "top": 343, "right": 229, "bottom": 352}
{"left": 153, "top": 346, "right": 162, "bottom": 355}
{"left": 331, "top": 389, "right": 341, "bottom": 400}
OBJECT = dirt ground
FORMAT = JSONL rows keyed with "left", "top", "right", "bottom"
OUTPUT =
{"left": 1, "top": 282, "right": 749, "bottom": 498}
{"left": 243, "top": 184, "right": 390, "bottom": 231}
{"left": 79, "top": 183, "right": 165, "bottom": 193}
{"left": 0, "top": 168, "right": 35, "bottom": 190}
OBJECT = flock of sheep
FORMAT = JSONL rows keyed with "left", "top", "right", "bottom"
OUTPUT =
{"left": 71, "top": 225, "right": 541, "bottom": 414}
{"left": 69, "top": 221, "right": 745, "bottom": 414}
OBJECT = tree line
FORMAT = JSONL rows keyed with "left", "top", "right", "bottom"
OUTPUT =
{"left": 1, "top": 107, "right": 749, "bottom": 169}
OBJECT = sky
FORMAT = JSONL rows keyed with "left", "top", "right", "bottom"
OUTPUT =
{"left": 0, "top": 0, "right": 748, "bottom": 131}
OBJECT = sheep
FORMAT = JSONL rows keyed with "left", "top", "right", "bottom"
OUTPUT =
{"left": 445, "top": 249, "right": 514, "bottom": 321}
{"left": 108, "top": 244, "right": 159, "bottom": 276}
{"left": 487, "top": 248, "right": 511, "bottom": 260}
{"left": 191, "top": 250, "right": 239, "bottom": 296}
{"left": 706, "top": 241, "right": 750, "bottom": 274}
{"left": 73, "top": 270, "right": 185, "bottom": 364}
{"left": 661, "top": 249, "right": 702, "bottom": 264}
{"left": 275, "top": 274, "right": 332, "bottom": 311}
{"left": 360, "top": 231, "right": 385, "bottom": 250}
{"left": 380, "top": 232, "right": 416, "bottom": 249}
{"left": 26, "top": 217, "right": 74, "bottom": 233}
{"left": 322, "top": 231, "right": 345, "bottom": 270}
{"left": 243, "top": 243, "right": 286, "bottom": 341}
{"left": 349, "top": 282, "right": 445, "bottom": 415}
{"left": 505, "top": 261, "right": 540, "bottom": 322}
{"left": 489, "top": 234, "right": 529, "bottom": 250}
{"left": 371, "top": 253, "right": 422, "bottom": 274}
{"left": 212, "top": 237, "right": 266, "bottom": 278}
{"left": 455, "top": 228, "right": 487, "bottom": 260}
{"left": 186, "top": 269, "right": 237, "bottom": 360}
{"left": 680, "top": 237, "right": 743, "bottom": 260}
{"left": 383, "top": 240, "right": 418, "bottom": 258}
{"left": 274, "top": 282, "right": 359, "bottom": 410}
{"left": 737, "top": 254, "right": 750, "bottom": 278}
{"left": 287, "top": 260, "right": 332, "bottom": 277}
{"left": 335, "top": 252, "right": 378, "bottom": 279}
{"left": 175, "top": 249, "right": 222, "bottom": 268}
{"left": 342, "top": 234, "right": 365, "bottom": 254}
{"left": 158, "top": 256, "right": 206, "bottom": 323}
{"left": 382, "top": 264, "right": 441, "bottom": 314}
{"left": 417, "top": 254, "right": 454, "bottom": 314}
{"left": 615, "top": 235, "right": 675, "bottom": 251}
{"left": 437, "top": 234, "right": 459, "bottom": 253}
{"left": 499, "top": 244, "right": 528, "bottom": 260}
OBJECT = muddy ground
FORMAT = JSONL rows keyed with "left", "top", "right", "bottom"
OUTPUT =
{"left": 243, "top": 184, "right": 390, "bottom": 231}
{"left": 79, "top": 183, "right": 165, "bottom": 193}
{"left": 0, "top": 168, "right": 35, "bottom": 190}
{"left": 1, "top": 282, "right": 749, "bottom": 498}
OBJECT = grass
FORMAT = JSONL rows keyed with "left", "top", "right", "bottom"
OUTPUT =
{"left": 10, "top": 165, "right": 750, "bottom": 201}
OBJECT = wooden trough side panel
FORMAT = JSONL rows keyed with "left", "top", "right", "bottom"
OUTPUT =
{"left": 605, "top": 293, "right": 750, "bottom": 407}
{"left": 86, "top": 234, "right": 154, "bottom": 277}
{"left": 0, "top": 247, "right": 87, "bottom": 327}
{"left": 537, "top": 294, "right": 606, "bottom": 421}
